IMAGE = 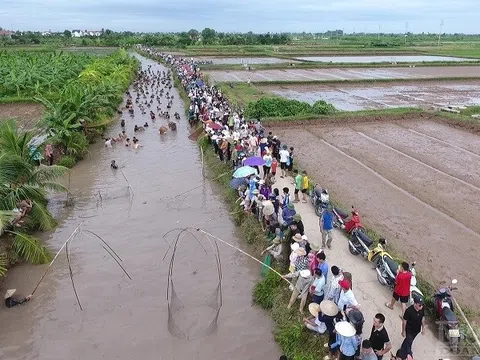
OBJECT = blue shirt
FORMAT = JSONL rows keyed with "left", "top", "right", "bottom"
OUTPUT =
{"left": 331, "top": 334, "right": 360, "bottom": 356}
{"left": 282, "top": 207, "right": 296, "bottom": 225}
{"left": 318, "top": 262, "right": 329, "bottom": 282}
{"left": 322, "top": 211, "right": 334, "bottom": 231}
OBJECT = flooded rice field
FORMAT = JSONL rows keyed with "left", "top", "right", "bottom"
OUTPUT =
{"left": 0, "top": 54, "right": 280, "bottom": 360}
{"left": 194, "top": 56, "right": 296, "bottom": 64}
{"left": 271, "top": 119, "right": 480, "bottom": 310}
{"left": 265, "top": 80, "right": 480, "bottom": 111}
{"left": 206, "top": 65, "right": 480, "bottom": 83}
{"left": 295, "top": 55, "right": 479, "bottom": 63}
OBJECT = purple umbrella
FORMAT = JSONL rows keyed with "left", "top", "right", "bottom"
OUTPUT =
{"left": 243, "top": 156, "right": 265, "bottom": 166}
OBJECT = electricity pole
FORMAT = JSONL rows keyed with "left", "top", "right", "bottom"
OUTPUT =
{"left": 437, "top": 20, "right": 444, "bottom": 47}
{"left": 378, "top": 25, "right": 381, "bottom": 40}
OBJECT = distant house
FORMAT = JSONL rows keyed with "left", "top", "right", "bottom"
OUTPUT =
{"left": 85, "top": 30, "right": 103, "bottom": 37}
{"left": 0, "top": 30, "right": 14, "bottom": 38}
{"left": 72, "top": 29, "right": 83, "bottom": 37}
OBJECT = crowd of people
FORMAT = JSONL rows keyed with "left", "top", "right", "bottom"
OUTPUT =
{"left": 138, "top": 46, "right": 425, "bottom": 360}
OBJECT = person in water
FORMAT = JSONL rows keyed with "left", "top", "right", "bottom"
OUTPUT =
{"left": 111, "top": 160, "right": 118, "bottom": 169}
{"left": 144, "top": 122, "right": 149, "bottom": 127}
{"left": 125, "top": 138, "right": 131, "bottom": 147}
{"left": 5, "top": 289, "right": 32, "bottom": 308}
{"left": 120, "top": 119, "right": 125, "bottom": 127}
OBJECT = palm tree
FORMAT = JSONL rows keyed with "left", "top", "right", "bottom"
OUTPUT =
{"left": 0, "top": 120, "right": 68, "bottom": 265}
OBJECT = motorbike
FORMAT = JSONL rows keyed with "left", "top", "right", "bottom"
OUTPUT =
{"left": 311, "top": 184, "right": 330, "bottom": 217}
{"left": 367, "top": 238, "right": 389, "bottom": 266}
{"left": 434, "top": 279, "right": 461, "bottom": 353}
{"left": 375, "top": 257, "right": 423, "bottom": 304}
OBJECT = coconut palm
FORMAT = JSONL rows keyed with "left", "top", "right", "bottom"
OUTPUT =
{"left": 0, "top": 120, "right": 68, "bottom": 264}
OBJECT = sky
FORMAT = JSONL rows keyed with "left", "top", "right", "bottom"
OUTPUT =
{"left": 1, "top": 0, "right": 479, "bottom": 34}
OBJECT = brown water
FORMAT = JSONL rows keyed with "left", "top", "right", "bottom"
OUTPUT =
{"left": 0, "top": 54, "right": 280, "bottom": 360}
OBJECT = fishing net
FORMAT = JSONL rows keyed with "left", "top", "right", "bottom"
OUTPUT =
{"left": 164, "top": 228, "right": 223, "bottom": 340}
{"left": 261, "top": 253, "right": 272, "bottom": 277}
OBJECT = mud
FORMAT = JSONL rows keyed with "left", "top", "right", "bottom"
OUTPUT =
{"left": 194, "top": 56, "right": 295, "bottom": 65}
{"left": 264, "top": 80, "right": 480, "bottom": 111}
{"left": 206, "top": 66, "right": 480, "bottom": 83}
{"left": 0, "top": 103, "right": 44, "bottom": 129}
{"left": 273, "top": 121, "right": 480, "bottom": 310}
{"left": 295, "top": 55, "right": 478, "bottom": 63}
{"left": 0, "top": 54, "right": 280, "bottom": 360}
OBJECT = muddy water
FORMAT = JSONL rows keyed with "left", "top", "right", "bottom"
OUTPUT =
{"left": 194, "top": 56, "right": 295, "bottom": 65}
{"left": 295, "top": 55, "right": 479, "bottom": 63}
{"left": 0, "top": 54, "right": 280, "bottom": 360}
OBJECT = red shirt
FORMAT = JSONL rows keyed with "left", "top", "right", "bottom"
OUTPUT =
{"left": 271, "top": 161, "right": 278, "bottom": 172}
{"left": 394, "top": 271, "right": 412, "bottom": 297}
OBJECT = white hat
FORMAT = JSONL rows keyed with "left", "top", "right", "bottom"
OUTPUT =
{"left": 262, "top": 201, "right": 275, "bottom": 216}
{"left": 299, "top": 269, "right": 311, "bottom": 278}
{"left": 335, "top": 321, "right": 356, "bottom": 337}
{"left": 301, "top": 235, "right": 308, "bottom": 241}
{"left": 290, "top": 243, "right": 300, "bottom": 252}
{"left": 211, "top": 135, "right": 218, "bottom": 141}
{"left": 259, "top": 179, "right": 265, "bottom": 185}
{"left": 4, "top": 289, "right": 16, "bottom": 299}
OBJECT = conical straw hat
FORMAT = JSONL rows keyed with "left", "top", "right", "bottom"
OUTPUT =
{"left": 4, "top": 289, "right": 16, "bottom": 299}
{"left": 320, "top": 300, "right": 338, "bottom": 317}
{"left": 335, "top": 321, "right": 356, "bottom": 337}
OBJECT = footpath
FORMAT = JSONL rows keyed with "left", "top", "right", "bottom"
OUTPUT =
{"left": 273, "top": 174, "right": 449, "bottom": 360}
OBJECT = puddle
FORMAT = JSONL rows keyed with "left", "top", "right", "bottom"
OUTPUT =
{"left": 295, "top": 55, "right": 480, "bottom": 63}
{"left": 194, "top": 57, "right": 296, "bottom": 64}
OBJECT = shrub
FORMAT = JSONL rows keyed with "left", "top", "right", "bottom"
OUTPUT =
{"left": 57, "top": 155, "right": 76, "bottom": 168}
{"left": 244, "top": 97, "right": 336, "bottom": 119}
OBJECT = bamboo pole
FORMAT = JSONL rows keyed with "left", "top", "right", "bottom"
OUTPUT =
{"left": 452, "top": 297, "right": 480, "bottom": 352}
{"left": 196, "top": 228, "right": 292, "bottom": 286}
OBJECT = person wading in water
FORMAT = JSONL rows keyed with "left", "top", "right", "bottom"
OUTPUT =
{"left": 5, "top": 289, "right": 32, "bottom": 308}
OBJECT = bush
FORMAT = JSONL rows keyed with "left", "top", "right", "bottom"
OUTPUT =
{"left": 57, "top": 155, "right": 76, "bottom": 168}
{"left": 244, "top": 97, "right": 336, "bottom": 119}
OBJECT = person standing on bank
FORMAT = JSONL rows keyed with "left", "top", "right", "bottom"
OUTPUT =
{"left": 320, "top": 205, "right": 335, "bottom": 249}
{"left": 369, "top": 313, "right": 392, "bottom": 360}
{"left": 385, "top": 262, "right": 412, "bottom": 316}
{"left": 400, "top": 296, "right": 426, "bottom": 356}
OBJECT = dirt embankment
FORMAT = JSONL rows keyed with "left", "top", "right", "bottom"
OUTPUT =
{"left": 0, "top": 103, "right": 44, "bottom": 129}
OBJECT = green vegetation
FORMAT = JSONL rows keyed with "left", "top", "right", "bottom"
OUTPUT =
{"left": 0, "top": 119, "right": 69, "bottom": 273}
{"left": 244, "top": 97, "right": 336, "bottom": 118}
{"left": 217, "top": 83, "right": 268, "bottom": 108}
{"left": 0, "top": 50, "right": 93, "bottom": 99}
{"left": 460, "top": 105, "right": 480, "bottom": 116}
{"left": 35, "top": 49, "right": 138, "bottom": 160}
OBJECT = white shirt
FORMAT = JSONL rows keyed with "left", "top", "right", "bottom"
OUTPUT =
{"left": 279, "top": 149, "right": 289, "bottom": 163}
{"left": 337, "top": 289, "right": 359, "bottom": 311}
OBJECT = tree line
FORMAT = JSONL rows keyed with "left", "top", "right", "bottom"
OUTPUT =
{"left": 0, "top": 28, "right": 290, "bottom": 47}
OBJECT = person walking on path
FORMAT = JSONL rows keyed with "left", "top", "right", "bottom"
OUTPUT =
{"left": 320, "top": 206, "right": 335, "bottom": 249}
{"left": 400, "top": 297, "right": 425, "bottom": 356}
{"left": 385, "top": 262, "right": 412, "bottom": 316}
{"left": 263, "top": 150, "right": 273, "bottom": 178}
{"left": 369, "top": 313, "right": 392, "bottom": 360}
{"left": 337, "top": 279, "right": 360, "bottom": 312}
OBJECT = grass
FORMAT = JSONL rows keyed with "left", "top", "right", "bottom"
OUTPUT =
{"left": 217, "top": 83, "right": 269, "bottom": 108}
{"left": 460, "top": 105, "right": 480, "bottom": 116}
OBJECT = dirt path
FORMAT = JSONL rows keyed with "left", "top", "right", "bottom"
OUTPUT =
{"left": 273, "top": 126, "right": 480, "bottom": 311}
{"left": 309, "top": 125, "right": 480, "bottom": 235}
{"left": 272, "top": 175, "right": 450, "bottom": 359}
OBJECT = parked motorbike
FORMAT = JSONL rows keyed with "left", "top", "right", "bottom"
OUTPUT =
{"left": 333, "top": 206, "right": 364, "bottom": 231}
{"left": 311, "top": 184, "right": 330, "bottom": 217}
{"left": 434, "top": 279, "right": 461, "bottom": 353}
{"left": 367, "top": 238, "right": 389, "bottom": 266}
{"left": 375, "top": 257, "right": 423, "bottom": 303}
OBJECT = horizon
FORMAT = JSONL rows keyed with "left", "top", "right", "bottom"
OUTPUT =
{"left": 1, "top": 0, "right": 479, "bottom": 35}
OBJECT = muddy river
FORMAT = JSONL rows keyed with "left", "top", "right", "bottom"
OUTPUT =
{"left": 0, "top": 54, "right": 280, "bottom": 360}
